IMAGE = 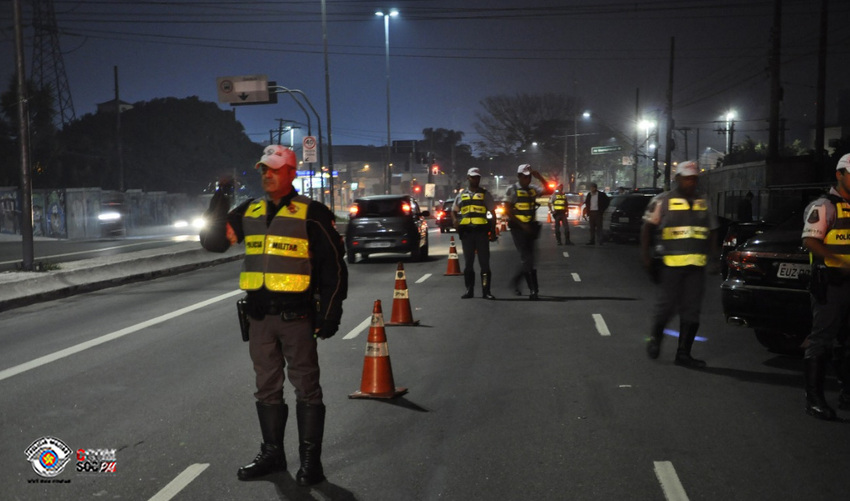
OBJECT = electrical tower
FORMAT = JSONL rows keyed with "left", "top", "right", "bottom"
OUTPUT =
{"left": 30, "top": 0, "right": 76, "bottom": 128}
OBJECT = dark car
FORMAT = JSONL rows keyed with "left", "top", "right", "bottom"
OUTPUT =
{"left": 721, "top": 213, "right": 810, "bottom": 354}
{"left": 604, "top": 193, "right": 655, "bottom": 243}
{"left": 98, "top": 201, "right": 126, "bottom": 237}
{"left": 436, "top": 199, "right": 455, "bottom": 233}
{"left": 345, "top": 195, "right": 430, "bottom": 264}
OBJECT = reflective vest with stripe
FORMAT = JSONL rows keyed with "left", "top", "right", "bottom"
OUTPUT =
{"left": 551, "top": 194, "right": 567, "bottom": 212}
{"left": 458, "top": 190, "right": 489, "bottom": 226}
{"left": 657, "top": 196, "right": 710, "bottom": 267}
{"left": 821, "top": 196, "right": 850, "bottom": 268}
{"left": 240, "top": 197, "right": 312, "bottom": 292}
{"left": 512, "top": 187, "right": 539, "bottom": 223}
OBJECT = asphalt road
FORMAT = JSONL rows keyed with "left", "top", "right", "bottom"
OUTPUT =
{"left": 2, "top": 224, "right": 848, "bottom": 501}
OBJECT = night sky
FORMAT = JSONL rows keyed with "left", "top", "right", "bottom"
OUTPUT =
{"left": 2, "top": 0, "right": 849, "bottom": 163}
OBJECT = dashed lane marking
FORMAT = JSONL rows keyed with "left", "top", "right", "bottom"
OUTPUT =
{"left": 562, "top": 252, "right": 570, "bottom": 258}
{"left": 653, "top": 461, "right": 690, "bottom": 501}
{"left": 343, "top": 316, "right": 371, "bottom": 340}
{"left": 416, "top": 273, "right": 432, "bottom": 284}
{"left": 0, "top": 290, "right": 243, "bottom": 382}
{"left": 593, "top": 313, "right": 610, "bottom": 336}
{"left": 148, "top": 463, "right": 209, "bottom": 501}
{"left": 572, "top": 273, "right": 581, "bottom": 282}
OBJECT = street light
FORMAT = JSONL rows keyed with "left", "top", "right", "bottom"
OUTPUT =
{"left": 493, "top": 174, "right": 504, "bottom": 193}
{"left": 562, "top": 111, "right": 591, "bottom": 192}
{"left": 376, "top": 8, "right": 398, "bottom": 194}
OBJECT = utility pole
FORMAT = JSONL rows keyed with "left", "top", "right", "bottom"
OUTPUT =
{"left": 114, "top": 66, "right": 124, "bottom": 192}
{"left": 13, "top": 0, "right": 34, "bottom": 271}
{"left": 663, "top": 37, "right": 675, "bottom": 191}
{"left": 678, "top": 127, "right": 692, "bottom": 160}
{"left": 815, "top": 0, "right": 827, "bottom": 169}
{"left": 632, "top": 88, "right": 640, "bottom": 190}
{"left": 767, "top": 0, "right": 782, "bottom": 161}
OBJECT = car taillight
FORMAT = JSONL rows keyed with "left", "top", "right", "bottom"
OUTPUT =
{"left": 722, "top": 234, "right": 737, "bottom": 249}
{"left": 402, "top": 203, "right": 411, "bottom": 214}
{"left": 349, "top": 205, "right": 359, "bottom": 217}
{"left": 726, "top": 250, "right": 765, "bottom": 275}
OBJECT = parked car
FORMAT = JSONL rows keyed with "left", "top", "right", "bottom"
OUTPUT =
{"left": 721, "top": 213, "right": 810, "bottom": 354}
{"left": 436, "top": 199, "right": 455, "bottom": 233}
{"left": 345, "top": 195, "right": 430, "bottom": 264}
{"left": 603, "top": 193, "right": 655, "bottom": 243}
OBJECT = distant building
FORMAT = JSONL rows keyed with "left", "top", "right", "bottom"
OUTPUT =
{"left": 96, "top": 99, "right": 133, "bottom": 114}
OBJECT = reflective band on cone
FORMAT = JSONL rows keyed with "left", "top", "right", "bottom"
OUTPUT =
{"left": 349, "top": 299, "right": 408, "bottom": 399}
{"left": 445, "top": 236, "right": 463, "bottom": 276}
{"left": 387, "top": 262, "right": 419, "bottom": 326}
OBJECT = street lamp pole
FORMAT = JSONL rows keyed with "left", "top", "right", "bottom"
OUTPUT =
{"left": 377, "top": 9, "right": 398, "bottom": 194}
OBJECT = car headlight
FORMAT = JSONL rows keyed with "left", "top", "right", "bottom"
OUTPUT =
{"left": 98, "top": 211, "right": 121, "bottom": 222}
{"left": 191, "top": 217, "right": 206, "bottom": 229}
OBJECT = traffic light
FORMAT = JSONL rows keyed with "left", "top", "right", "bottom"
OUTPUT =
{"left": 548, "top": 182, "right": 556, "bottom": 190}
{"left": 413, "top": 184, "right": 421, "bottom": 194}
{"left": 431, "top": 165, "right": 440, "bottom": 176}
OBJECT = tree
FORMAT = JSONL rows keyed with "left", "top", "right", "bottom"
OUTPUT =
{"left": 473, "top": 93, "right": 577, "bottom": 157}
{"left": 55, "top": 97, "right": 261, "bottom": 193}
{"left": 0, "top": 76, "right": 58, "bottom": 187}
{"left": 419, "top": 127, "right": 473, "bottom": 177}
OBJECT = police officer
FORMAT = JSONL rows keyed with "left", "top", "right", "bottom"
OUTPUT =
{"left": 800, "top": 153, "right": 850, "bottom": 421}
{"left": 506, "top": 164, "right": 552, "bottom": 300}
{"left": 548, "top": 185, "right": 573, "bottom": 246}
{"left": 200, "top": 145, "right": 348, "bottom": 485}
{"left": 452, "top": 167, "right": 497, "bottom": 299}
{"left": 641, "top": 161, "right": 718, "bottom": 368}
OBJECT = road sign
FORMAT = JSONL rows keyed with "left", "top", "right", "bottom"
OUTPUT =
{"left": 591, "top": 145, "right": 622, "bottom": 155}
{"left": 302, "top": 136, "right": 317, "bottom": 163}
{"left": 216, "top": 75, "right": 271, "bottom": 105}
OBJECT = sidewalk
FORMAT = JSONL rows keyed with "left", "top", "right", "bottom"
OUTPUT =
{"left": 0, "top": 236, "right": 243, "bottom": 311}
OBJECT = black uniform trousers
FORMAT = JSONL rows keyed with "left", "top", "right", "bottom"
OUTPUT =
{"left": 552, "top": 212, "right": 569, "bottom": 242}
{"left": 807, "top": 281, "right": 850, "bottom": 359}
{"left": 249, "top": 314, "right": 322, "bottom": 406}
{"left": 510, "top": 224, "right": 538, "bottom": 274}
{"left": 459, "top": 227, "right": 491, "bottom": 274}
{"left": 652, "top": 265, "right": 706, "bottom": 327}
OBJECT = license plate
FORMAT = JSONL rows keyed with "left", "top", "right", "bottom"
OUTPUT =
{"left": 365, "top": 242, "right": 392, "bottom": 248}
{"left": 777, "top": 262, "right": 807, "bottom": 279}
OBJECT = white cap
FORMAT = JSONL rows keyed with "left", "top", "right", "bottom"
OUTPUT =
{"left": 837, "top": 153, "right": 850, "bottom": 171}
{"left": 255, "top": 144, "right": 297, "bottom": 170}
{"left": 675, "top": 161, "right": 699, "bottom": 177}
{"left": 467, "top": 167, "right": 481, "bottom": 177}
{"left": 517, "top": 164, "right": 532, "bottom": 175}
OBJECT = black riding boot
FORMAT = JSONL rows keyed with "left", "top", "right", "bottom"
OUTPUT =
{"left": 295, "top": 402, "right": 326, "bottom": 486}
{"left": 805, "top": 356, "right": 837, "bottom": 420}
{"left": 646, "top": 322, "right": 665, "bottom": 359}
{"left": 481, "top": 272, "right": 495, "bottom": 300}
{"left": 237, "top": 402, "right": 288, "bottom": 480}
{"left": 674, "top": 322, "right": 706, "bottom": 368}
{"left": 461, "top": 270, "right": 475, "bottom": 299}
{"left": 526, "top": 271, "right": 539, "bottom": 301}
{"left": 838, "top": 348, "right": 850, "bottom": 410}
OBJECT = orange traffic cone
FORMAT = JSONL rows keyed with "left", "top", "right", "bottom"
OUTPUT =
{"left": 500, "top": 220, "right": 507, "bottom": 232}
{"left": 547, "top": 212, "right": 552, "bottom": 223}
{"left": 445, "top": 236, "right": 462, "bottom": 276}
{"left": 387, "top": 262, "right": 420, "bottom": 326}
{"left": 495, "top": 225, "right": 500, "bottom": 236}
{"left": 349, "top": 300, "right": 408, "bottom": 399}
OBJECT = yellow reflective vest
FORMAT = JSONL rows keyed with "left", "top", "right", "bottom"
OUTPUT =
{"left": 551, "top": 193, "right": 567, "bottom": 212}
{"left": 458, "top": 190, "right": 489, "bottom": 226}
{"left": 657, "top": 195, "right": 711, "bottom": 267}
{"left": 822, "top": 197, "right": 850, "bottom": 268}
{"left": 512, "top": 186, "right": 539, "bottom": 223}
{"left": 239, "top": 197, "right": 312, "bottom": 292}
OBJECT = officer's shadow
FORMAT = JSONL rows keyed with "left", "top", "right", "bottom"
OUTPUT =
{"left": 251, "top": 472, "right": 359, "bottom": 500}
{"left": 493, "top": 295, "right": 639, "bottom": 302}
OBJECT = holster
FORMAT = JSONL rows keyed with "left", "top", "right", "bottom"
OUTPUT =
{"left": 237, "top": 298, "right": 250, "bottom": 342}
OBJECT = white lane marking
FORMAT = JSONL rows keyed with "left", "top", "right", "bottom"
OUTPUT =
{"left": 653, "top": 461, "right": 690, "bottom": 501}
{"left": 562, "top": 252, "right": 570, "bottom": 258}
{"left": 592, "top": 313, "right": 610, "bottom": 336}
{"left": 416, "top": 273, "right": 432, "bottom": 284}
{"left": 0, "top": 290, "right": 243, "bottom": 383}
{"left": 343, "top": 316, "right": 372, "bottom": 340}
{"left": 148, "top": 463, "right": 210, "bottom": 501}
{"left": 571, "top": 273, "right": 581, "bottom": 282}
{"left": 0, "top": 239, "right": 176, "bottom": 266}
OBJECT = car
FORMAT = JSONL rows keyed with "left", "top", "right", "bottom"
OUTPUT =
{"left": 721, "top": 213, "right": 810, "bottom": 354}
{"left": 604, "top": 193, "right": 655, "bottom": 243}
{"left": 565, "top": 193, "right": 585, "bottom": 223}
{"left": 345, "top": 195, "right": 430, "bottom": 264}
{"left": 435, "top": 199, "right": 455, "bottom": 233}
{"left": 98, "top": 201, "right": 126, "bottom": 237}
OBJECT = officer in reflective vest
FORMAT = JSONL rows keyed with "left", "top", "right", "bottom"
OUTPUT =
{"left": 505, "top": 164, "right": 553, "bottom": 300}
{"left": 800, "top": 153, "right": 850, "bottom": 421}
{"left": 200, "top": 145, "right": 348, "bottom": 485}
{"left": 641, "top": 161, "right": 718, "bottom": 368}
{"left": 452, "top": 167, "right": 497, "bottom": 299}
{"left": 548, "top": 185, "right": 573, "bottom": 245}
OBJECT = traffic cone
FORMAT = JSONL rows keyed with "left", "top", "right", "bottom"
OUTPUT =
{"left": 501, "top": 220, "right": 507, "bottom": 232}
{"left": 547, "top": 212, "right": 552, "bottom": 223}
{"left": 387, "top": 262, "right": 420, "bottom": 326}
{"left": 445, "top": 236, "right": 462, "bottom": 276}
{"left": 349, "top": 300, "right": 408, "bottom": 399}
{"left": 495, "top": 225, "right": 500, "bottom": 236}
